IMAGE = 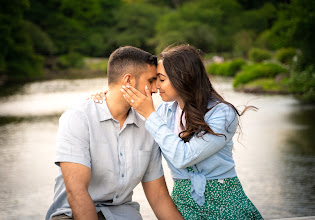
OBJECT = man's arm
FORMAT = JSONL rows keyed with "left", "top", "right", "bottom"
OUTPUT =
{"left": 142, "top": 176, "right": 183, "bottom": 220}
{"left": 60, "top": 162, "right": 98, "bottom": 220}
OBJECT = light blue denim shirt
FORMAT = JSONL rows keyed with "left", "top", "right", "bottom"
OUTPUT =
{"left": 46, "top": 100, "right": 163, "bottom": 220}
{"left": 145, "top": 101, "right": 238, "bottom": 206}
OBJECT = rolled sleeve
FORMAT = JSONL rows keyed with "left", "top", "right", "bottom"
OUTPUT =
{"left": 142, "top": 142, "right": 164, "bottom": 182}
{"left": 145, "top": 111, "right": 165, "bottom": 136}
{"left": 55, "top": 108, "right": 91, "bottom": 169}
{"left": 144, "top": 103, "right": 238, "bottom": 169}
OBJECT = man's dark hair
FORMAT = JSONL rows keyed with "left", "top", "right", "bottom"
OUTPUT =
{"left": 107, "top": 46, "right": 157, "bottom": 85}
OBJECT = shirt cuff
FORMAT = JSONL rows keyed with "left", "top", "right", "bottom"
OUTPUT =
{"left": 142, "top": 169, "right": 164, "bottom": 182}
{"left": 55, "top": 155, "right": 91, "bottom": 169}
{"left": 145, "top": 111, "right": 165, "bottom": 137}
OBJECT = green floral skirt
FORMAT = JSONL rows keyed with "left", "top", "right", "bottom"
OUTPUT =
{"left": 172, "top": 176, "right": 263, "bottom": 220}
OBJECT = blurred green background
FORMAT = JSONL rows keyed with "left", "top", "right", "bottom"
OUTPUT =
{"left": 0, "top": 0, "right": 314, "bottom": 102}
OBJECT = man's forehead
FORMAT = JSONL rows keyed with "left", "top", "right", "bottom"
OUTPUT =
{"left": 141, "top": 65, "right": 157, "bottom": 78}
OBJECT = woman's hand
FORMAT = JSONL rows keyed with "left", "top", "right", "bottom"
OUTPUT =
{"left": 121, "top": 85, "right": 155, "bottom": 119}
{"left": 87, "top": 91, "right": 107, "bottom": 103}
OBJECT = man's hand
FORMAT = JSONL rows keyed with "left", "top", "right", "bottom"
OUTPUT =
{"left": 142, "top": 176, "right": 183, "bottom": 220}
{"left": 60, "top": 162, "right": 98, "bottom": 220}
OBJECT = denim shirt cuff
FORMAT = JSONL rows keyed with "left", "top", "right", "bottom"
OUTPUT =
{"left": 145, "top": 111, "right": 164, "bottom": 137}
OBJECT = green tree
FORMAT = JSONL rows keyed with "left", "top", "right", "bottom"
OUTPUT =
{"left": 0, "top": 0, "right": 43, "bottom": 81}
{"left": 25, "top": 0, "right": 121, "bottom": 56}
{"left": 155, "top": 0, "right": 242, "bottom": 53}
{"left": 109, "top": 3, "right": 164, "bottom": 54}
{"left": 269, "top": 0, "right": 315, "bottom": 68}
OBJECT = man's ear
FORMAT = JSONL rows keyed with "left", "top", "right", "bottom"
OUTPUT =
{"left": 122, "top": 74, "right": 135, "bottom": 87}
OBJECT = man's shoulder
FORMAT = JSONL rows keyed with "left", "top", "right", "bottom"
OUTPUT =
{"left": 62, "top": 99, "right": 98, "bottom": 118}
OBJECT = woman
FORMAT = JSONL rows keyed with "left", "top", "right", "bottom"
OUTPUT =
{"left": 94, "top": 44, "right": 263, "bottom": 219}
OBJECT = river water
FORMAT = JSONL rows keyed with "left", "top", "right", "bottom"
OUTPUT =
{"left": 0, "top": 77, "right": 314, "bottom": 220}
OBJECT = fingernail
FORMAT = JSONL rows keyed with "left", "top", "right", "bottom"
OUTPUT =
{"left": 120, "top": 89, "right": 124, "bottom": 92}
{"left": 126, "top": 85, "right": 130, "bottom": 88}
{"left": 95, "top": 100, "right": 99, "bottom": 103}
{"left": 122, "top": 85, "right": 125, "bottom": 89}
{"left": 123, "top": 94, "right": 125, "bottom": 98}
{"left": 100, "top": 100, "right": 103, "bottom": 103}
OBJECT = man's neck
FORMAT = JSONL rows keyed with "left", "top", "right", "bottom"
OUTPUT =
{"left": 105, "top": 86, "right": 131, "bottom": 128}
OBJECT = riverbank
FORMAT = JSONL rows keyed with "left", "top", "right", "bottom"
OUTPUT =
{"left": 0, "top": 57, "right": 108, "bottom": 87}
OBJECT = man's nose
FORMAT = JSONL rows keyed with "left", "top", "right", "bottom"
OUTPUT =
{"left": 151, "top": 82, "right": 157, "bottom": 94}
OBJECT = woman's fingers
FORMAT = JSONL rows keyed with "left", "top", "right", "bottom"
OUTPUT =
{"left": 126, "top": 85, "right": 148, "bottom": 98}
{"left": 121, "top": 87, "right": 135, "bottom": 105}
{"left": 100, "top": 90, "right": 108, "bottom": 100}
{"left": 95, "top": 94, "right": 103, "bottom": 103}
{"left": 121, "top": 85, "right": 140, "bottom": 101}
{"left": 90, "top": 90, "right": 107, "bottom": 103}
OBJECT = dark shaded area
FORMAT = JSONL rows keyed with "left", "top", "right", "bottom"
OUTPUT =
{"left": 0, "top": 115, "right": 60, "bottom": 126}
{"left": 285, "top": 106, "right": 315, "bottom": 155}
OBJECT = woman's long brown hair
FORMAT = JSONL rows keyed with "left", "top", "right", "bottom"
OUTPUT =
{"left": 160, "top": 44, "right": 254, "bottom": 142}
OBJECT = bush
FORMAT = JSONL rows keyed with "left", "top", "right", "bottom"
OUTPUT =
{"left": 24, "top": 21, "right": 56, "bottom": 55}
{"left": 85, "top": 58, "right": 108, "bottom": 73}
{"left": 229, "top": 59, "right": 247, "bottom": 76}
{"left": 245, "top": 77, "right": 289, "bottom": 93}
{"left": 248, "top": 48, "right": 272, "bottom": 62}
{"left": 207, "top": 58, "right": 246, "bottom": 76}
{"left": 275, "top": 48, "right": 297, "bottom": 64}
{"left": 288, "top": 66, "right": 315, "bottom": 103}
{"left": 233, "top": 63, "right": 287, "bottom": 87}
{"left": 207, "top": 63, "right": 220, "bottom": 75}
{"left": 57, "top": 53, "right": 84, "bottom": 69}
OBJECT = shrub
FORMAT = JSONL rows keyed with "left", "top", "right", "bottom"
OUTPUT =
{"left": 248, "top": 48, "right": 272, "bottom": 62}
{"left": 288, "top": 66, "right": 315, "bottom": 103}
{"left": 85, "top": 58, "right": 108, "bottom": 73}
{"left": 229, "top": 59, "right": 247, "bottom": 76}
{"left": 275, "top": 48, "right": 297, "bottom": 64}
{"left": 24, "top": 21, "right": 56, "bottom": 55}
{"left": 233, "top": 63, "right": 287, "bottom": 87}
{"left": 245, "top": 78, "right": 289, "bottom": 93}
{"left": 207, "top": 58, "right": 246, "bottom": 76}
{"left": 57, "top": 53, "right": 84, "bottom": 69}
{"left": 207, "top": 63, "right": 220, "bottom": 75}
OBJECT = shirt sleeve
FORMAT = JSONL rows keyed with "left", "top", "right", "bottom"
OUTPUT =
{"left": 141, "top": 141, "right": 164, "bottom": 182}
{"left": 145, "top": 103, "right": 238, "bottom": 169}
{"left": 55, "top": 108, "right": 91, "bottom": 169}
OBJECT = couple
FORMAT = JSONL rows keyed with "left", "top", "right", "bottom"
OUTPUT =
{"left": 46, "top": 45, "right": 263, "bottom": 220}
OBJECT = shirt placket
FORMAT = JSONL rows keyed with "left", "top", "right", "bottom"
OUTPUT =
{"left": 114, "top": 125, "right": 127, "bottom": 202}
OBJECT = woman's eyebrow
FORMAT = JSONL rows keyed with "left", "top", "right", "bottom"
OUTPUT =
{"left": 157, "top": 73, "right": 166, "bottom": 77}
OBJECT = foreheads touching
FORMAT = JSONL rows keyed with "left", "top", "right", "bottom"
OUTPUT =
{"left": 107, "top": 46, "right": 157, "bottom": 85}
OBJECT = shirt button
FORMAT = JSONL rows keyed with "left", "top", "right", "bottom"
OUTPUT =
{"left": 116, "top": 195, "right": 119, "bottom": 198}
{"left": 120, "top": 153, "right": 123, "bottom": 156}
{"left": 122, "top": 174, "right": 124, "bottom": 177}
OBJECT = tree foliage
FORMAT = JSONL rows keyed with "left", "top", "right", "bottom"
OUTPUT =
{"left": 0, "top": 0, "right": 43, "bottom": 80}
{"left": 1, "top": 0, "right": 314, "bottom": 94}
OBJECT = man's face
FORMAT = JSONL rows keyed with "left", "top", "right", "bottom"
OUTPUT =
{"left": 135, "top": 64, "right": 157, "bottom": 95}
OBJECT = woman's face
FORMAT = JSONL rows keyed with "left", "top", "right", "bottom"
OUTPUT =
{"left": 156, "top": 60, "right": 181, "bottom": 103}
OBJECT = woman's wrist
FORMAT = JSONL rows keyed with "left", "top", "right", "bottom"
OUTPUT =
{"left": 145, "top": 110, "right": 155, "bottom": 119}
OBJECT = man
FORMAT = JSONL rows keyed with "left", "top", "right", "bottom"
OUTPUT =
{"left": 46, "top": 46, "right": 183, "bottom": 220}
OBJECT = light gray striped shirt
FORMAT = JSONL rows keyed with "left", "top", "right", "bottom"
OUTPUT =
{"left": 46, "top": 99, "right": 163, "bottom": 220}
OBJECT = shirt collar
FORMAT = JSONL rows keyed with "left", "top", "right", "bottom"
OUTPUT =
{"left": 97, "top": 101, "right": 139, "bottom": 127}
{"left": 168, "top": 101, "right": 178, "bottom": 113}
